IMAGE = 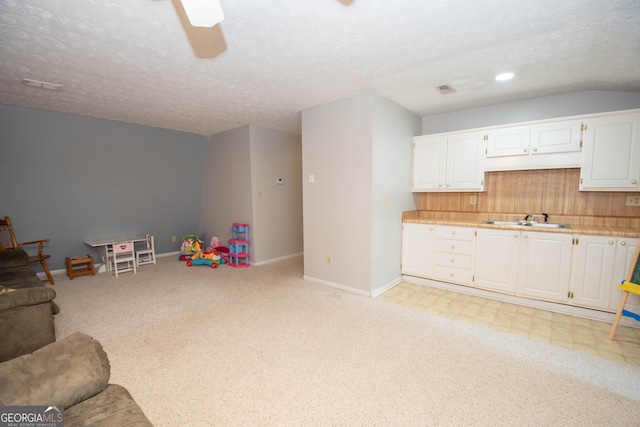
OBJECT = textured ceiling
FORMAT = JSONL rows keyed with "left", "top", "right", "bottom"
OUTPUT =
{"left": 1, "top": 0, "right": 639, "bottom": 136}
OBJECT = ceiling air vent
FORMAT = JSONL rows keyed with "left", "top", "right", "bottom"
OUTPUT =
{"left": 435, "top": 84, "right": 456, "bottom": 95}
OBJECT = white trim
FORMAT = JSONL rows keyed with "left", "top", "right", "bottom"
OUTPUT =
{"left": 402, "top": 274, "right": 640, "bottom": 328}
{"left": 252, "top": 252, "right": 303, "bottom": 267}
{"left": 371, "top": 276, "right": 403, "bottom": 298}
{"left": 303, "top": 275, "right": 371, "bottom": 297}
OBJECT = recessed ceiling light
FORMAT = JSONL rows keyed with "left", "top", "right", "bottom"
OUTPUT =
{"left": 495, "top": 72, "right": 514, "bottom": 81}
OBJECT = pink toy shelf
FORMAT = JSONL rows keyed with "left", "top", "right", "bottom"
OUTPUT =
{"left": 228, "top": 223, "right": 250, "bottom": 268}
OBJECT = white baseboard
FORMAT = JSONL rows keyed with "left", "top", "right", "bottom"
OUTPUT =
{"left": 303, "top": 275, "right": 371, "bottom": 297}
{"left": 40, "top": 251, "right": 182, "bottom": 279}
{"left": 371, "top": 276, "right": 403, "bottom": 298}
{"left": 252, "top": 252, "right": 303, "bottom": 267}
{"left": 401, "top": 274, "right": 640, "bottom": 328}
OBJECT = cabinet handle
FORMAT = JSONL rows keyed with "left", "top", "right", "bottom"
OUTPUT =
{"left": 532, "top": 146, "right": 538, "bottom": 152}
{"left": 451, "top": 245, "right": 455, "bottom": 250}
{"left": 450, "top": 258, "right": 455, "bottom": 263}
{"left": 609, "top": 241, "right": 614, "bottom": 245}
{"left": 514, "top": 233, "right": 518, "bottom": 238}
{"left": 633, "top": 180, "right": 638, "bottom": 184}
{"left": 523, "top": 147, "right": 528, "bottom": 153}
{"left": 621, "top": 241, "right": 627, "bottom": 246}
{"left": 523, "top": 234, "right": 528, "bottom": 239}
{"left": 451, "top": 231, "right": 456, "bottom": 235}
{"left": 450, "top": 273, "right": 454, "bottom": 277}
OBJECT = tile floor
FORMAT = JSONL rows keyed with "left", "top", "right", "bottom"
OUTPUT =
{"left": 378, "top": 282, "right": 640, "bottom": 366}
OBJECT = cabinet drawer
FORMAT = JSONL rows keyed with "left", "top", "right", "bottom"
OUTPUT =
{"left": 436, "top": 226, "right": 475, "bottom": 241}
{"left": 434, "top": 266, "right": 472, "bottom": 284}
{"left": 435, "top": 252, "right": 472, "bottom": 270}
{"left": 436, "top": 239, "right": 473, "bottom": 255}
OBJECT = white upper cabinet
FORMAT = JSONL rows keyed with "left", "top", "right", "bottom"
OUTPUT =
{"left": 486, "top": 125, "right": 531, "bottom": 157}
{"left": 412, "top": 132, "right": 485, "bottom": 192}
{"left": 580, "top": 112, "right": 640, "bottom": 192}
{"left": 531, "top": 120, "right": 583, "bottom": 155}
{"left": 445, "top": 132, "right": 486, "bottom": 191}
{"left": 412, "top": 135, "right": 447, "bottom": 191}
{"left": 485, "top": 119, "right": 583, "bottom": 171}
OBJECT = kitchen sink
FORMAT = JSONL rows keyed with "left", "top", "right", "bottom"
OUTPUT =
{"left": 482, "top": 220, "right": 570, "bottom": 229}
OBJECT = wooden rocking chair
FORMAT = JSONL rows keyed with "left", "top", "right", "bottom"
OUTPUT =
{"left": 0, "top": 216, "right": 55, "bottom": 284}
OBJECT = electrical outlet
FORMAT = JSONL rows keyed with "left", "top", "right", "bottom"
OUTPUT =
{"left": 326, "top": 256, "right": 332, "bottom": 266}
{"left": 469, "top": 195, "right": 477, "bottom": 205}
{"left": 171, "top": 236, "right": 177, "bottom": 243}
{"left": 626, "top": 195, "right": 640, "bottom": 207}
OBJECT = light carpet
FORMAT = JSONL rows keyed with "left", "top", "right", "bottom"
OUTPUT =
{"left": 52, "top": 255, "right": 640, "bottom": 426}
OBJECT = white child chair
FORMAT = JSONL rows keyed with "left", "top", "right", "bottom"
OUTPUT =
{"left": 136, "top": 235, "right": 156, "bottom": 267}
{"left": 108, "top": 241, "right": 137, "bottom": 277}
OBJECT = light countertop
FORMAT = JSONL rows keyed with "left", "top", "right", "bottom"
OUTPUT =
{"left": 402, "top": 211, "right": 640, "bottom": 238}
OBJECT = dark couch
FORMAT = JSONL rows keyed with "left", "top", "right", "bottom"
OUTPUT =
{"left": 0, "top": 249, "right": 59, "bottom": 362}
{"left": 0, "top": 332, "right": 153, "bottom": 426}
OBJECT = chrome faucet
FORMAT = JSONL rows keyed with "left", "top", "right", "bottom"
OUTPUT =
{"left": 524, "top": 214, "right": 532, "bottom": 221}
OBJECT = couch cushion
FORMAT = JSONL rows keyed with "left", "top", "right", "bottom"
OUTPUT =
{"left": 0, "top": 332, "right": 110, "bottom": 408}
{"left": 64, "top": 384, "right": 153, "bottom": 427}
{"left": 0, "top": 249, "right": 28, "bottom": 268}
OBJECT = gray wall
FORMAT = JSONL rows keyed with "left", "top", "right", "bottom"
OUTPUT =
{"left": 249, "top": 125, "right": 303, "bottom": 263}
{"left": 302, "top": 93, "right": 374, "bottom": 294}
{"left": 302, "top": 93, "right": 421, "bottom": 295}
{"left": 371, "top": 96, "right": 422, "bottom": 294}
{"left": 199, "top": 124, "right": 303, "bottom": 264}
{"left": 200, "top": 126, "right": 253, "bottom": 253}
{"left": 0, "top": 104, "right": 208, "bottom": 272}
{"left": 422, "top": 90, "right": 640, "bottom": 134}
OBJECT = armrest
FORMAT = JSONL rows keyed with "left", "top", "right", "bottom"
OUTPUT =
{"left": 20, "top": 239, "right": 50, "bottom": 246}
{"left": 0, "top": 332, "right": 110, "bottom": 408}
{"left": 20, "top": 239, "right": 49, "bottom": 256}
{"left": 0, "top": 249, "right": 28, "bottom": 268}
{"left": 0, "top": 286, "right": 56, "bottom": 311}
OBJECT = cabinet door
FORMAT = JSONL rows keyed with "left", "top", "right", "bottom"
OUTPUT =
{"left": 412, "top": 136, "right": 446, "bottom": 191}
{"left": 531, "top": 119, "right": 582, "bottom": 155}
{"left": 401, "top": 223, "right": 435, "bottom": 277}
{"left": 609, "top": 238, "right": 640, "bottom": 313}
{"left": 580, "top": 112, "right": 640, "bottom": 191}
{"left": 516, "top": 231, "right": 573, "bottom": 302}
{"left": 571, "top": 235, "right": 616, "bottom": 310}
{"left": 486, "top": 126, "right": 530, "bottom": 157}
{"left": 474, "top": 228, "right": 519, "bottom": 294}
{"left": 445, "top": 131, "right": 485, "bottom": 191}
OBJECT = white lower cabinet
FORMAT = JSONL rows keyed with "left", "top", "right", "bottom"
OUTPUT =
{"left": 571, "top": 235, "right": 639, "bottom": 312}
{"left": 402, "top": 223, "right": 637, "bottom": 312}
{"left": 433, "top": 225, "right": 474, "bottom": 285}
{"left": 571, "top": 235, "right": 617, "bottom": 310}
{"left": 474, "top": 228, "right": 572, "bottom": 302}
{"left": 401, "top": 223, "right": 435, "bottom": 277}
{"left": 474, "top": 228, "right": 519, "bottom": 294}
{"left": 609, "top": 238, "right": 639, "bottom": 313}
{"left": 516, "top": 231, "right": 573, "bottom": 302}
{"left": 474, "top": 228, "right": 573, "bottom": 303}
